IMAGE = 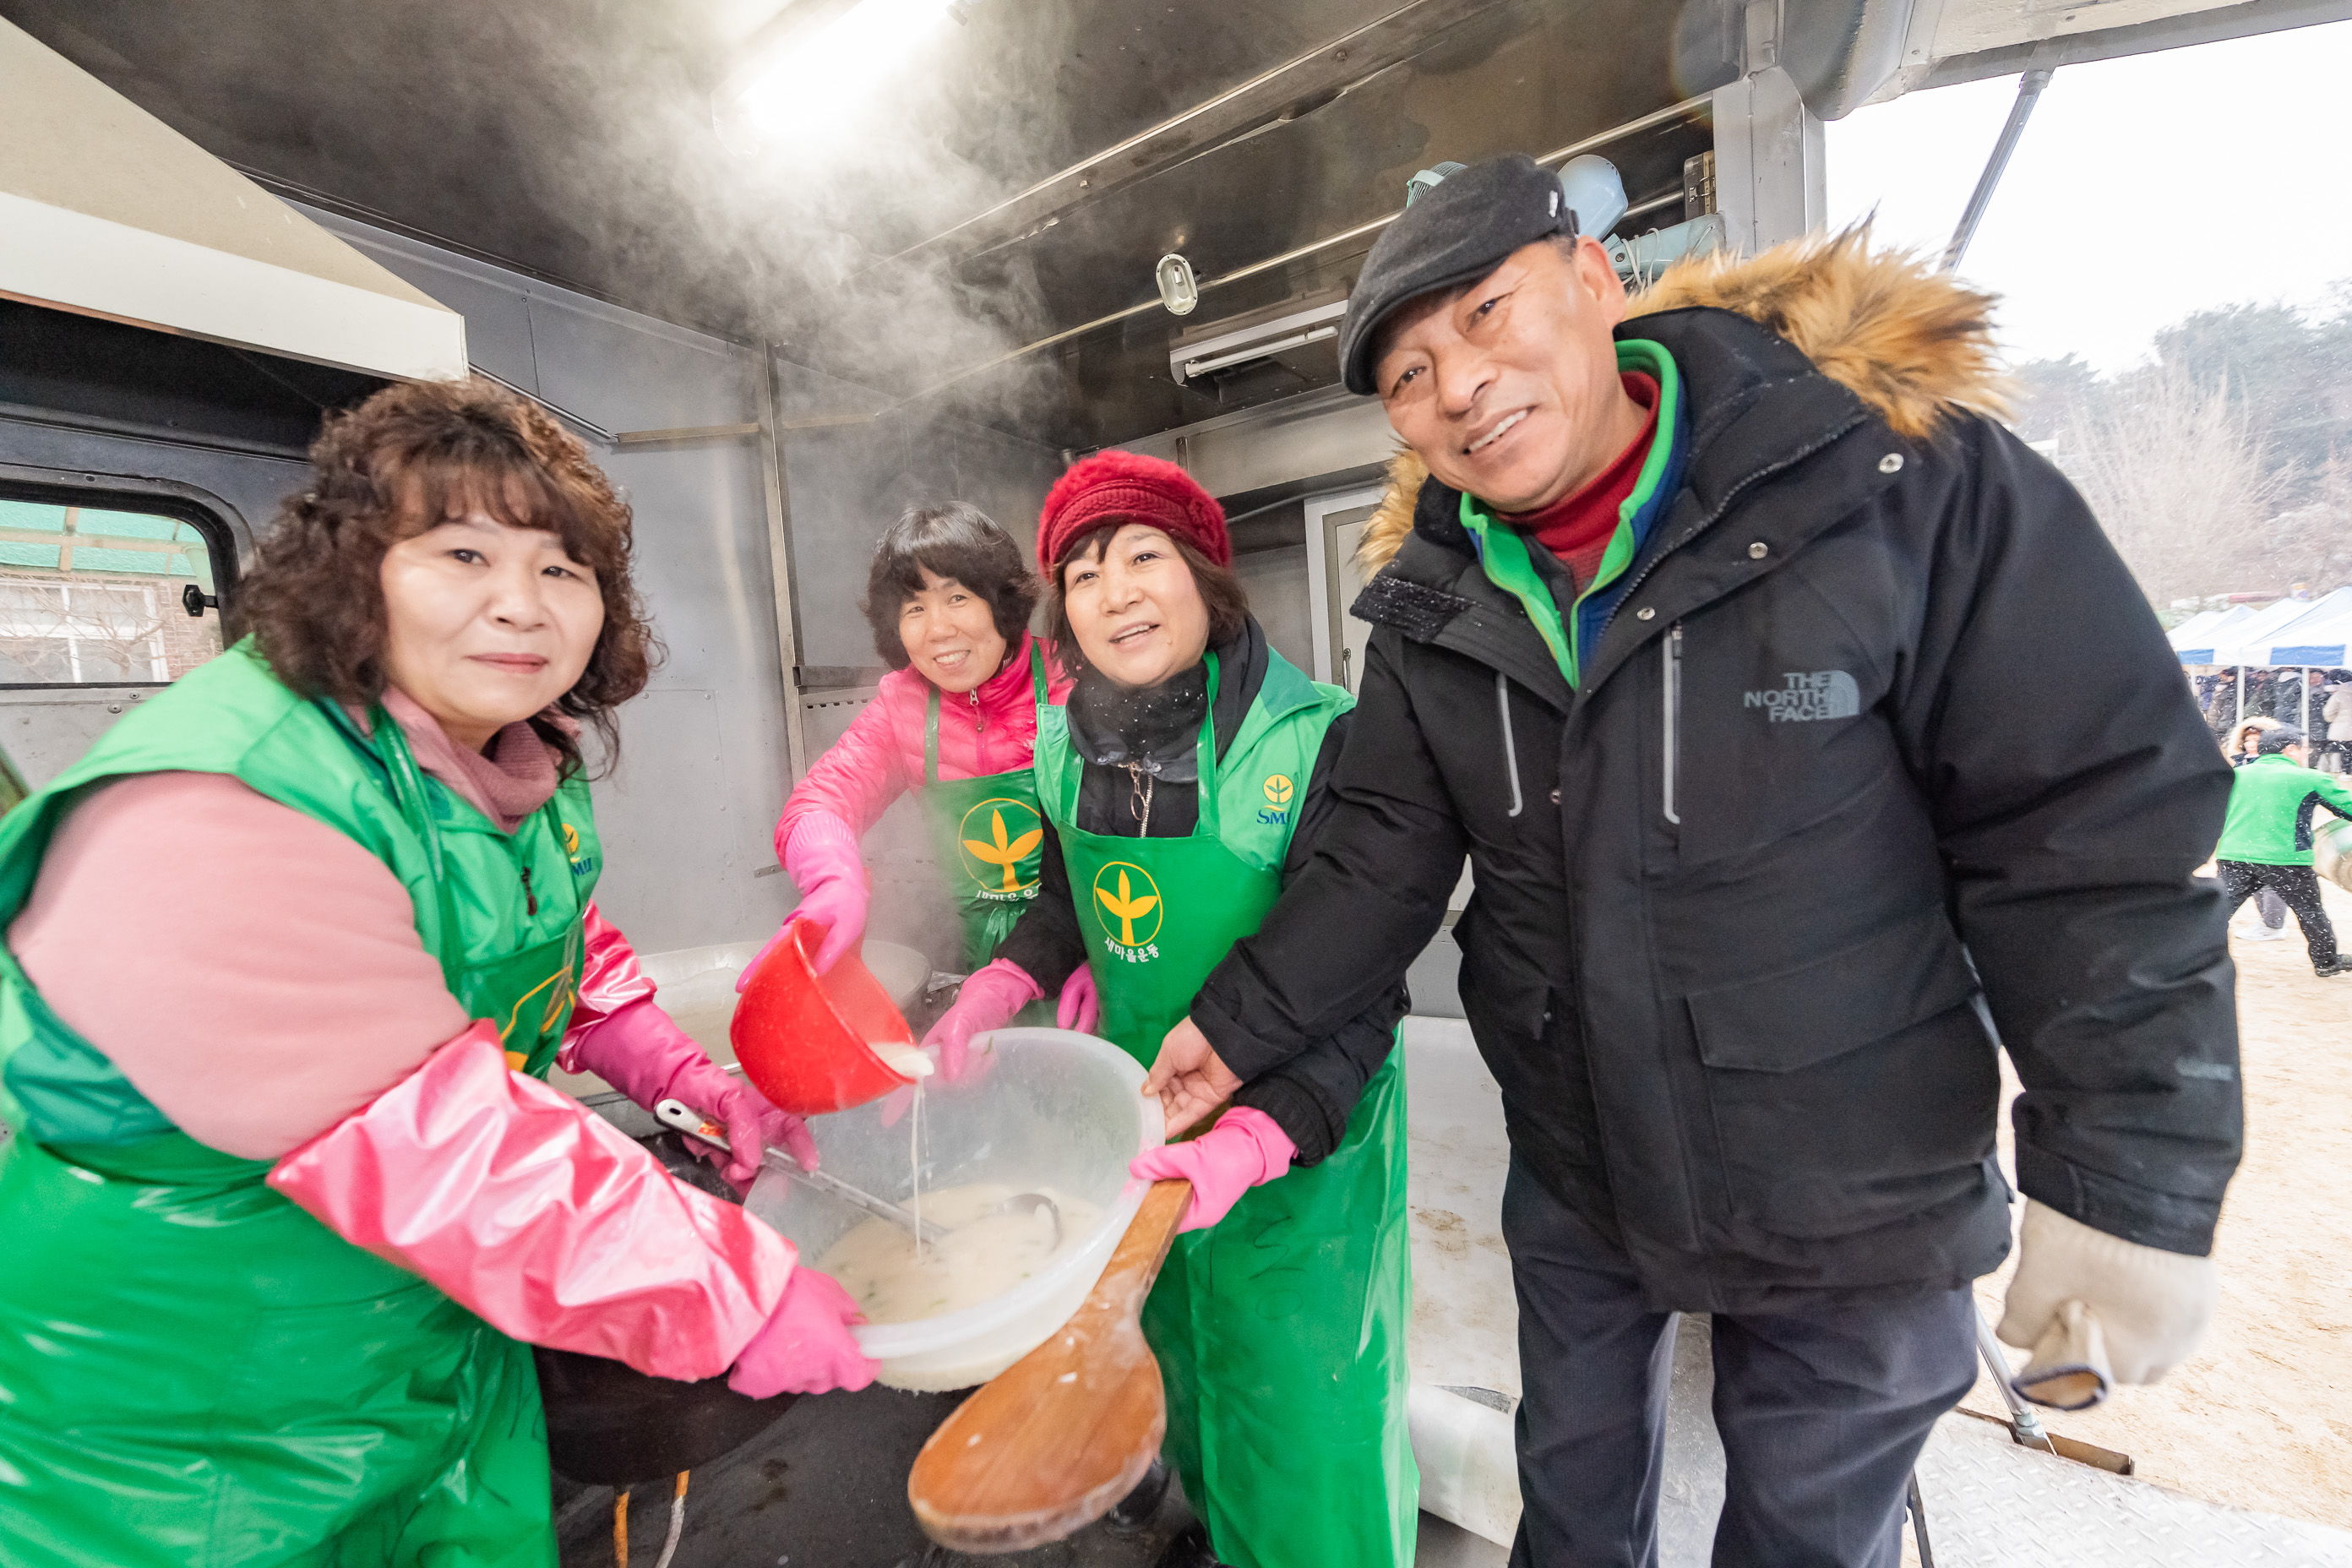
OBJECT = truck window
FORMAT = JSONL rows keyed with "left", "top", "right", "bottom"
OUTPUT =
{"left": 0, "top": 495, "right": 226, "bottom": 685}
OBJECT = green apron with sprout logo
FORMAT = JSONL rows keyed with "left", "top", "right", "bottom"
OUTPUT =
{"left": 1032, "top": 649, "right": 1417, "bottom": 1568}
{"left": 919, "top": 641, "right": 1053, "bottom": 973}
{"left": 0, "top": 640, "right": 598, "bottom": 1568}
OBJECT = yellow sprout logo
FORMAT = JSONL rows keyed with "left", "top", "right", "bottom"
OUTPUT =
{"left": 1262, "top": 774, "right": 1293, "bottom": 807}
{"left": 1092, "top": 862, "right": 1164, "bottom": 949}
{"left": 560, "top": 822, "right": 580, "bottom": 856}
{"left": 959, "top": 798, "right": 1043, "bottom": 896}
{"left": 498, "top": 966, "right": 578, "bottom": 1066}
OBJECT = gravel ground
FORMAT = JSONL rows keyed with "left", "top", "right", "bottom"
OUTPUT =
{"left": 1960, "top": 873, "right": 2352, "bottom": 1530}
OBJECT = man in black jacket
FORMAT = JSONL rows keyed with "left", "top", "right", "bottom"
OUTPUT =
{"left": 1146, "top": 156, "right": 2241, "bottom": 1566}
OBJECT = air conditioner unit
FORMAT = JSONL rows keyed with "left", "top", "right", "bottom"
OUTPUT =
{"left": 1167, "top": 294, "right": 1348, "bottom": 386}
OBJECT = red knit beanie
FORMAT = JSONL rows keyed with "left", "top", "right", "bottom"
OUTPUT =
{"left": 1036, "top": 450, "right": 1230, "bottom": 573}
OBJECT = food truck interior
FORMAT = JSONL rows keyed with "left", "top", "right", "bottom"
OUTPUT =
{"left": 3, "top": 1, "right": 2346, "bottom": 1563}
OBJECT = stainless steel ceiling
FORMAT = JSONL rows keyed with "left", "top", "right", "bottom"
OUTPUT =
{"left": 8, "top": 0, "right": 2344, "bottom": 448}
{"left": 2, "top": 0, "right": 1758, "bottom": 448}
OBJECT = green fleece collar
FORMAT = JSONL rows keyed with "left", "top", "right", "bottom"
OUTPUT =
{"left": 1459, "top": 339, "right": 1681, "bottom": 687}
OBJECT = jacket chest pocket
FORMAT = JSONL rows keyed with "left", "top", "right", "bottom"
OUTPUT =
{"left": 1664, "top": 606, "right": 1900, "bottom": 866}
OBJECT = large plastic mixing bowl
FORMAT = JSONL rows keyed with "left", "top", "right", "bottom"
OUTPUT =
{"left": 745, "top": 1027, "right": 1161, "bottom": 1391}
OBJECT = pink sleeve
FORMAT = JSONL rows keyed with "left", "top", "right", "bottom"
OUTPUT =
{"left": 270, "top": 1022, "right": 793, "bottom": 1380}
{"left": 7, "top": 772, "right": 467, "bottom": 1160}
{"left": 772, "top": 681, "right": 911, "bottom": 860}
{"left": 555, "top": 900, "right": 656, "bottom": 1070}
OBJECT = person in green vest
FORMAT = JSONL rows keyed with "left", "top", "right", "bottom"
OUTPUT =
{"left": 920, "top": 451, "right": 1414, "bottom": 1568}
{"left": 2215, "top": 724, "right": 2352, "bottom": 977}
{"left": 755, "top": 502, "right": 1085, "bottom": 1041}
{"left": 0, "top": 378, "right": 874, "bottom": 1568}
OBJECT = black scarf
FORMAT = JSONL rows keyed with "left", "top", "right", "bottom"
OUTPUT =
{"left": 1066, "top": 661, "right": 1209, "bottom": 782}
{"left": 1065, "top": 618, "right": 1269, "bottom": 838}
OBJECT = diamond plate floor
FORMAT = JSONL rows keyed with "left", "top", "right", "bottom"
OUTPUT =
{"left": 1910, "top": 1411, "right": 2352, "bottom": 1567}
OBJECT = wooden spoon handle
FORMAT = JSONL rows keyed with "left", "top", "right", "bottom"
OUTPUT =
{"left": 906, "top": 1179, "right": 1192, "bottom": 1551}
{"left": 1083, "top": 1178, "right": 1192, "bottom": 1317}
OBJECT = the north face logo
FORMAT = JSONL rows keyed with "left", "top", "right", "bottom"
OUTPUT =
{"left": 1745, "top": 671, "right": 1860, "bottom": 721}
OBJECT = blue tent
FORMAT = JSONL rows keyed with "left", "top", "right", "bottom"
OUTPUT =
{"left": 2171, "top": 603, "right": 2257, "bottom": 665}
{"left": 2262, "top": 599, "right": 2352, "bottom": 667}
{"left": 2211, "top": 591, "right": 2352, "bottom": 667}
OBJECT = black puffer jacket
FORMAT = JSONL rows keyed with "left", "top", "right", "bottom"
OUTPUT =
{"left": 1193, "top": 237, "right": 2241, "bottom": 1311}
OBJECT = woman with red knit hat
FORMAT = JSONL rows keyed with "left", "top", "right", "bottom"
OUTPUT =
{"left": 922, "top": 450, "right": 1415, "bottom": 1568}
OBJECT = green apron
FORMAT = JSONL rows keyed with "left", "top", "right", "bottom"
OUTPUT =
{"left": 0, "top": 644, "right": 597, "bottom": 1568}
{"left": 918, "top": 641, "right": 1052, "bottom": 972}
{"left": 1035, "top": 651, "right": 1417, "bottom": 1568}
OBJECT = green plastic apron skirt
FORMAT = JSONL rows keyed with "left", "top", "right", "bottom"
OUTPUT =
{"left": 1032, "top": 650, "right": 1417, "bottom": 1568}
{"left": 920, "top": 640, "right": 1054, "bottom": 1022}
{"left": 0, "top": 641, "right": 602, "bottom": 1568}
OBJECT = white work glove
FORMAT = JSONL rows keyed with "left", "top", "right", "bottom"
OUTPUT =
{"left": 1995, "top": 1199, "right": 2217, "bottom": 1409}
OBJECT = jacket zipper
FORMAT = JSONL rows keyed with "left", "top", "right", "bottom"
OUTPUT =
{"left": 1496, "top": 672, "right": 1525, "bottom": 819}
{"left": 1589, "top": 414, "right": 1867, "bottom": 663}
{"left": 521, "top": 866, "right": 537, "bottom": 916}
{"left": 1663, "top": 623, "right": 1682, "bottom": 825}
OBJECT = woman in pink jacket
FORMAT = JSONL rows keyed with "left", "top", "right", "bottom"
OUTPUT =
{"left": 760, "top": 502, "right": 1091, "bottom": 1039}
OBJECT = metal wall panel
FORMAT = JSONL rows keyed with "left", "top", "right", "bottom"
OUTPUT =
{"left": 0, "top": 685, "right": 162, "bottom": 792}
{"left": 525, "top": 291, "right": 756, "bottom": 437}
{"left": 305, "top": 213, "right": 542, "bottom": 394}
{"left": 776, "top": 356, "right": 1064, "bottom": 672}
{"left": 1125, "top": 384, "right": 1399, "bottom": 500}
{"left": 1236, "top": 544, "right": 1315, "bottom": 676}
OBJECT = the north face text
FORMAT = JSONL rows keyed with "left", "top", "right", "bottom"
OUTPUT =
{"left": 1745, "top": 671, "right": 1860, "bottom": 721}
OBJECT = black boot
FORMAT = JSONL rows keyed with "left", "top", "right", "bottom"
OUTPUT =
{"left": 1153, "top": 1522, "right": 1226, "bottom": 1568}
{"left": 1106, "top": 1458, "right": 1170, "bottom": 1534}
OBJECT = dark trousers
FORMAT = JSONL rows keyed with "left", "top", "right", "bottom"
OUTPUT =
{"left": 2219, "top": 860, "right": 2338, "bottom": 966}
{"left": 1502, "top": 1161, "right": 1976, "bottom": 1568}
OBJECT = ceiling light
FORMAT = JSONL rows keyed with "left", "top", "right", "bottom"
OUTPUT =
{"left": 716, "top": 0, "right": 961, "bottom": 150}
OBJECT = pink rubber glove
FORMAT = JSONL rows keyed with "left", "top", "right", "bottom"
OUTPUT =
{"left": 272, "top": 1022, "right": 794, "bottom": 1382}
{"left": 728, "top": 1266, "right": 879, "bottom": 1398}
{"left": 564, "top": 996, "right": 818, "bottom": 1188}
{"left": 558, "top": 901, "right": 659, "bottom": 1053}
{"left": 1127, "top": 1106, "right": 1297, "bottom": 1232}
{"left": 745, "top": 814, "right": 868, "bottom": 986}
{"left": 1058, "top": 964, "right": 1100, "bottom": 1034}
{"left": 920, "top": 958, "right": 1043, "bottom": 1082}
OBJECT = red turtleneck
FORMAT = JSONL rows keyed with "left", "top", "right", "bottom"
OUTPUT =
{"left": 1500, "top": 371, "right": 1659, "bottom": 596}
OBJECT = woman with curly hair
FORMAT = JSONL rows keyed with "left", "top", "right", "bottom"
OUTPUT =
{"left": 756, "top": 501, "right": 1086, "bottom": 1031}
{"left": 0, "top": 378, "right": 871, "bottom": 1567}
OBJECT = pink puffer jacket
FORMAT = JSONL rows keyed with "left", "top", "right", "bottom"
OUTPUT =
{"left": 775, "top": 632, "right": 1070, "bottom": 856}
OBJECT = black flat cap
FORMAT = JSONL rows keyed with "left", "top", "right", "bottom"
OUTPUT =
{"left": 1339, "top": 153, "right": 1576, "bottom": 395}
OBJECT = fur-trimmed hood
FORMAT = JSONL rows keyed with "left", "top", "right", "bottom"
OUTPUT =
{"left": 1356, "top": 228, "right": 2008, "bottom": 571}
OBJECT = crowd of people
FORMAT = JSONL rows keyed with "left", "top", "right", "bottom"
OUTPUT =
{"left": 2198, "top": 666, "right": 2352, "bottom": 771}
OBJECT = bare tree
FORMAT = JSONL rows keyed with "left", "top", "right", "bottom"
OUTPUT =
{"left": 2263, "top": 453, "right": 2352, "bottom": 592}
{"left": 2061, "top": 366, "right": 2283, "bottom": 606}
{"left": 0, "top": 579, "right": 168, "bottom": 683}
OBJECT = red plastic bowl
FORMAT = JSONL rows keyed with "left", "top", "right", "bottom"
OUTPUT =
{"left": 731, "top": 919, "right": 921, "bottom": 1116}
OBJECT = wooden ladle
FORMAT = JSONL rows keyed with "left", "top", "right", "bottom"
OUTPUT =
{"left": 906, "top": 1178, "right": 1192, "bottom": 1553}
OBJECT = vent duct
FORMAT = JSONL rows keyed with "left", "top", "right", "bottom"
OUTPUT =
{"left": 0, "top": 18, "right": 466, "bottom": 382}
